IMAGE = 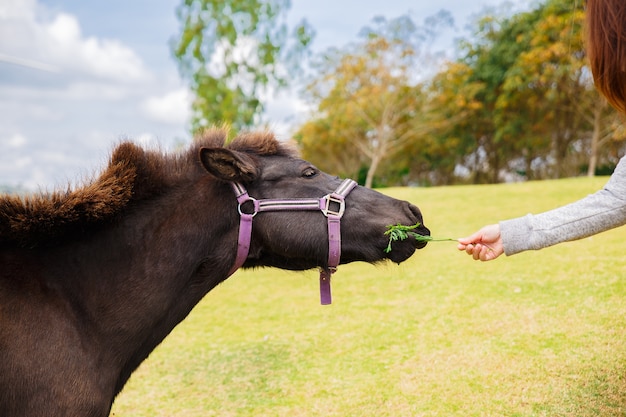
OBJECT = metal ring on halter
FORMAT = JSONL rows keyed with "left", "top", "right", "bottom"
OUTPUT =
{"left": 237, "top": 197, "right": 258, "bottom": 217}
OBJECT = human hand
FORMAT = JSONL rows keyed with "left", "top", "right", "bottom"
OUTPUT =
{"left": 457, "top": 224, "right": 504, "bottom": 261}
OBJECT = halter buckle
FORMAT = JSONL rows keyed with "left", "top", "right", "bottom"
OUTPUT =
{"left": 321, "top": 194, "right": 345, "bottom": 218}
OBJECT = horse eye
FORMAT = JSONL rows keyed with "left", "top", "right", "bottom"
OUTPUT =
{"left": 302, "top": 167, "right": 318, "bottom": 178}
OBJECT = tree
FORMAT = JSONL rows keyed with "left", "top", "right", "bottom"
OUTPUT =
{"left": 495, "top": 0, "right": 624, "bottom": 179}
{"left": 413, "top": 61, "right": 486, "bottom": 185}
{"left": 586, "top": 99, "right": 626, "bottom": 176}
{"left": 428, "top": 0, "right": 623, "bottom": 183}
{"left": 495, "top": 0, "right": 587, "bottom": 179}
{"left": 298, "top": 12, "right": 453, "bottom": 188}
{"left": 172, "top": 0, "right": 314, "bottom": 133}
{"left": 428, "top": 10, "right": 531, "bottom": 184}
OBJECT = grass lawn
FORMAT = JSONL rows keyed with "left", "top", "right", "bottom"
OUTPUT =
{"left": 111, "top": 177, "right": 626, "bottom": 416}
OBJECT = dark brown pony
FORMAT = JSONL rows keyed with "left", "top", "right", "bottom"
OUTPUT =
{"left": 0, "top": 129, "right": 429, "bottom": 416}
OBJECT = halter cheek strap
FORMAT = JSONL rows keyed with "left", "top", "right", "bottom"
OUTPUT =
{"left": 227, "top": 179, "right": 358, "bottom": 305}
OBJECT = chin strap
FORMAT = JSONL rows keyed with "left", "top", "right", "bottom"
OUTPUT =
{"left": 228, "top": 178, "right": 358, "bottom": 305}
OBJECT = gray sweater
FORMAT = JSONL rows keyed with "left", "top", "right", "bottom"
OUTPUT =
{"left": 500, "top": 156, "right": 626, "bottom": 256}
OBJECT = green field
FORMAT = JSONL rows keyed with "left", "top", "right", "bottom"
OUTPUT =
{"left": 111, "top": 177, "right": 626, "bottom": 417}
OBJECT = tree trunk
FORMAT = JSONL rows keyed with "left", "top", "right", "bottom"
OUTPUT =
{"left": 365, "top": 153, "right": 381, "bottom": 188}
{"left": 587, "top": 102, "right": 604, "bottom": 177}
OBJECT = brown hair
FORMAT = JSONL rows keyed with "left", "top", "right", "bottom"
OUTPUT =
{"left": 586, "top": 0, "right": 626, "bottom": 113}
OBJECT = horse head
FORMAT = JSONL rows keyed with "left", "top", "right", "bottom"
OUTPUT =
{"left": 199, "top": 132, "right": 430, "bottom": 273}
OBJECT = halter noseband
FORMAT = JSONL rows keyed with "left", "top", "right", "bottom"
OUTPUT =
{"left": 228, "top": 179, "right": 358, "bottom": 305}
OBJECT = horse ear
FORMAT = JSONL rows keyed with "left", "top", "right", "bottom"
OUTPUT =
{"left": 199, "top": 147, "right": 259, "bottom": 182}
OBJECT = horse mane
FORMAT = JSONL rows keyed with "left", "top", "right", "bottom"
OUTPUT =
{"left": 0, "top": 129, "right": 297, "bottom": 248}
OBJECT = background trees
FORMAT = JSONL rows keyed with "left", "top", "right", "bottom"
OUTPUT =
{"left": 453, "top": 0, "right": 625, "bottom": 183}
{"left": 173, "top": 0, "right": 626, "bottom": 186}
{"left": 494, "top": 0, "right": 589, "bottom": 179}
{"left": 173, "top": 0, "right": 313, "bottom": 133}
{"left": 296, "top": 13, "right": 453, "bottom": 188}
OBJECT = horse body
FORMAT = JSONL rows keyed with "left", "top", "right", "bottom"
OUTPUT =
{"left": 1, "top": 181, "right": 231, "bottom": 415}
{"left": 0, "top": 130, "right": 429, "bottom": 416}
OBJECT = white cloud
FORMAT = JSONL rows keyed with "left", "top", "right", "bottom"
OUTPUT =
{"left": 141, "top": 87, "right": 192, "bottom": 125}
{"left": 46, "top": 12, "right": 79, "bottom": 43}
{"left": 0, "top": 1, "right": 150, "bottom": 82}
{"left": 45, "top": 13, "right": 149, "bottom": 81}
{"left": 0, "top": 0, "right": 35, "bottom": 19}
{"left": 2, "top": 133, "right": 28, "bottom": 148}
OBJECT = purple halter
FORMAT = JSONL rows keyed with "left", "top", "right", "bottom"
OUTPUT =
{"left": 228, "top": 178, "right": 358, "bottom": 305}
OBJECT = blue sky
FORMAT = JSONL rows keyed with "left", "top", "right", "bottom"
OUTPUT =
{"left": 0, "top": 0, "right": 531, "bottom": 190}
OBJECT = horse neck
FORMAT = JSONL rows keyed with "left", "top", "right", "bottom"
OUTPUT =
{"left": 48, "top": 181, "right": 238, "bottom": 390}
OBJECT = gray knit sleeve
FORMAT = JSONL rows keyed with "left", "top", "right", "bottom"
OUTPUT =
{"left": 500, "top": 156, "right": 626, "bottom": 256}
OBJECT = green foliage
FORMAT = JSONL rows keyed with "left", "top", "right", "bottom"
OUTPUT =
{"left": 384, "top": 222, "right": 455, "bottom": 253}
{"left": 172, "top": 0, "right": 314, "bottom": 132}
{"left": 494, "top": 0, "right": 590, "bottom": 178}
{"left": 297, "top": 0, "right": 625, "bottom": 186}
{"left": 297, "top": 12, "right": 453, "bottom": 188}
{"left": 412, "top": 0, "right": 626, "bottom": 184}
{"left": 111, "top": 177, "right": 626, "bottom": 416}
